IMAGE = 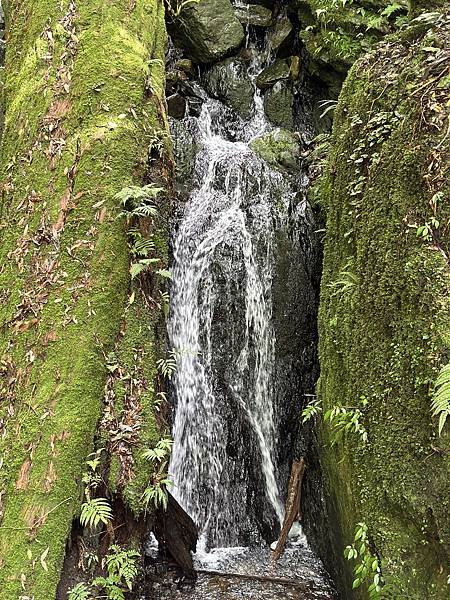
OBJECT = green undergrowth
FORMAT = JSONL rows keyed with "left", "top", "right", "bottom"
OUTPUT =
{"left": 316, "top": 10, "right": 450, "bottom": 599}
{"left": 0, "top": 1, "right": 169, "bottom": 598}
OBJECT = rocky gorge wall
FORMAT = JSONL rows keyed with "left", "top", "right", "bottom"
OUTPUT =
{"left": 166, "top": 0, "right": 450, "bottom": 597}
{"left": 316, "top": 6, "right": 450, "bottom": 599}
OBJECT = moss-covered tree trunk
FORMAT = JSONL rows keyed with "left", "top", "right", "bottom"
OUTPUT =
{"left": 318, "top": 12, "right": 449, "bottom": 600}
{"left": 0, "top": 1, "right": 169, "bottom": 597}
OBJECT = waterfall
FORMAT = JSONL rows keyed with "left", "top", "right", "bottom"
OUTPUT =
{"left": 168, "top": 49, "right": 309, "bottom": 550}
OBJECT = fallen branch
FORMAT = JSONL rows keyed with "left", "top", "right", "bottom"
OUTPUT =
{"left": 272, "top": 458, "right": 306, "bottom": 561}
{"left": 196, "top": 568, "right": 310, "bottom": 590}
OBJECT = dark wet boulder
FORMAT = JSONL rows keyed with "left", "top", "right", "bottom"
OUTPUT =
{"left": 268, "top": 14, "right": 293, "bottom": 52}
{"left": 256, "top": 58, "right": 291, "bottom": 89}
{"left": 264, "top": 82, "right": 294, "bottom": 130}
{"left": 203, "top": 57, "right": 254, "bottom": 119}
{"left": 169, "top": 0, "right": 245, "bottom": 64}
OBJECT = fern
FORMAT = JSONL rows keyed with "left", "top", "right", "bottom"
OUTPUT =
{"left": 105, "top": 545, "right": 140, "bottom": 591}
{"left": 68, "top": 583, "right": 92, "bottom": 600}
{"left": 115, "top": 184, "right": 163, "bottom": 223}
{"left": 156, "top": 349, "right": 178, "bottom": 379}
{"left": 431, "top": 363, "right": 450, "bottom": 436}
{"left": 92, "top": 577, "right": 125, "bottom": 600}
{"left": 132, "top": 237, "right": 155, "bottom": 257}
{"left": 328, "top": 261, "right": 358, "bottom": 303}
{"left": 80, "top": 497, "right": 113, "bottom": 529}
{"left": 142, "top": 480, "right": 171, "bottom": 510}
{"left": 142, "top": 438, "right": 173, "bottom": 463}
{"left": 130, "top": 257, "right": 160, "bottom": 280}
{"left": 324, "top": 406, "right": 368, "bottom": 445}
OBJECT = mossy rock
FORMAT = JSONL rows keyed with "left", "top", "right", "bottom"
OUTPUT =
{"left": 234, "top": 4, "right": 273, "bottom": 27}
{"left": 250, "top": 129, "right": 300, "bottom": 171}
{"left": 263, "top": 82, "right": 294, "bottom": 130}
{"left": 256, "top": 58, "right": 291, "bottom": 89}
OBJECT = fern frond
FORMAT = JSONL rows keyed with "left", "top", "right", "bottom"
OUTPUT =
{"left": 68, "top": 583, "right": 92, "bottom": 600}
{"left": 80, "top": 498, "right": 113, "bottom": 529}
{"left": 431, "top": 363, "right": 450, "bottom": 435}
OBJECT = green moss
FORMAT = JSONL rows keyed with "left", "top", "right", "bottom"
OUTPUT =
{"left": 250, "top": 129, "right": 300, "bottom": 171}
{"left": 317, "top": 15, "right": 450, "bottom": 599}
{"left": 296, "top": 0, "right": 408, "bottom": 73}
{"left": 0, "top": 1, "right": 168, "bottom": 598}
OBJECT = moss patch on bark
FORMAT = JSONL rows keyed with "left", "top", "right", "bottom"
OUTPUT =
{"left": 0, "top": 1, "right": 169, "bottom": 597}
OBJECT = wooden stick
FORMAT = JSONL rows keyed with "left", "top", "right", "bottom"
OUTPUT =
{"left": 272, "top": 458, "right": 306, "bottom": 562}
{"left": 196, "top": 568, "right": 309, "bottom": 590}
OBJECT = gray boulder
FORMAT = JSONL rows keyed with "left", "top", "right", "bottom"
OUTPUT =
{"left": 203, "top": 57, "right": 254, "bottom": 119}
{"left": 170, "top": 0, "right": 245, "bottom": 64}
{"left": 268, "top": 14, "right": 293, "bottom": 51}
{"left": 264, "top": 82, "right": 294, "bottom": 130}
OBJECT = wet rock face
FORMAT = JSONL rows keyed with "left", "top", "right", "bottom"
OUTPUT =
{"left": 264, "top": 82, "right": 294, "bottom": 130}
{"left": 256, "top": 58, "right": 291, "bottom": 89}
{"left": 203, "top": 57, "right": 254, "bottom": 119}
{"left": 234, "top": 3, "right": 273, "bottom": 27}
{"left": 169, "top": 0, "right": 245, "bottom": 63}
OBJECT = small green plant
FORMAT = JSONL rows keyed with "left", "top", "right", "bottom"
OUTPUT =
{"left": 165, "top": 0, "right": 200, "bottom": 17}
{"left": 431, "top": 362, "right": 450, "bottom": 436}
{"left": 142, "top": 438, "right": 173, "bottom": 462}
{"left": 301, "top": 397, "right": 323, "bottom": 423}
{"left": 345, "top": 522, "right": 384, "bottom": 597}
{"left": 68, "top": 582, "right": 92, "bottom": 600}
{"left": 156, "top": 349, "right": 178, "bottom": 379}
{"left": 68, "top": 546, "right": 140, "bottom": 600}
{"left": 142, "top": 473, "right": 172, "bottom": 510}
{"left": 324, "top": 404, "right": 368, "bottom": 445}
{"left": 81, "top": 448, "right": 103, "bottom": 493}
{"left": 115, "top": 184, "right": 163, "bottom": 223}
{"left": 318, "top": 99, "right": 338, "bottom": 120}
{"left": 80, "top": 497, "right": 113, "bottom": 529}
{"left": 328, "top": 261, "right": 358, "bottom": 305}
{"left": 141, "top": 438, "right": 173, "bottom": 510}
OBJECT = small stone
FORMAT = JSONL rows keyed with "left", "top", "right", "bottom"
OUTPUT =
{"left": 256, "top": 59, "right": 290, "bottom": 89}
{"left": 174, "top": 58, "right": 195, "bottom": 75}
{"left": 234, "top": 4, "right": 273, "bottom": 27}
{"left": 289, "top": 56, "right": 301, "bottom": 81}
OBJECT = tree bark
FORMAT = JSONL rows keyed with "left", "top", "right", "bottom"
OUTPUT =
{"left": 0, "top": 1, "right": 169, "bottom": 597}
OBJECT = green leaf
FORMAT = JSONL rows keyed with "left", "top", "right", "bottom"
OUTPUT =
{"left": 352, "top": 577, "right": 361, "bottom": 589}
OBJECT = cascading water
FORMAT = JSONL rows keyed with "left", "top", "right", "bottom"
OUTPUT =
{"left": 168, "top": 48, "right": 306, "bottom": 550}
